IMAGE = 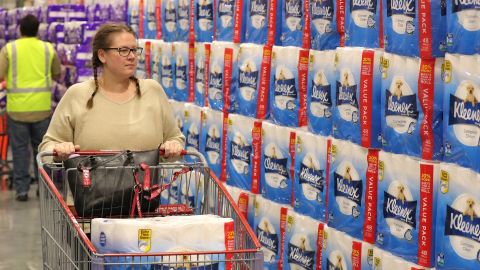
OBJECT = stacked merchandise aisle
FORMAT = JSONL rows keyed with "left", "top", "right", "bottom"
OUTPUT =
{"left": 133, "top": 0, "right": 480, "bottom": 269}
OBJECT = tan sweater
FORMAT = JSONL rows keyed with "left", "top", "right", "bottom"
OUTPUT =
{"left": 39, "top": 79, "right": 185, "bottom": 152}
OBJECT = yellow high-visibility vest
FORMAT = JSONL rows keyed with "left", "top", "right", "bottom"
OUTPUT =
{"left": 5, "top": 37, "right": 54, "bottom": 113}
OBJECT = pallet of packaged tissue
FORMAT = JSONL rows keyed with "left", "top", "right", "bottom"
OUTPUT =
{"left": 91, "top": 215, "right": 235, "bottom": 269}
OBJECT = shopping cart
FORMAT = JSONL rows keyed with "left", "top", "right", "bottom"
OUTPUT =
{"left": 37, "top": 150, "right": 263, "bottom": 270}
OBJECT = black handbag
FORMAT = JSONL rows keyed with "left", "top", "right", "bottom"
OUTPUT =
{"left": 63, "top": 149, "right": 161, "bottom": 217}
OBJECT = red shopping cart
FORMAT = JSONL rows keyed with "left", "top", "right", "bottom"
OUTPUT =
{"left": 37, "top": 150, "right": 262, "bottom": 269}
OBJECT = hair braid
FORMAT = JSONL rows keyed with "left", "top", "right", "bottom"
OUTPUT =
{"left": 130, "top": 76, "right": 142, "bottom": 98}
{"left": 87, "top": 66, "right": 99, "bottom": 109}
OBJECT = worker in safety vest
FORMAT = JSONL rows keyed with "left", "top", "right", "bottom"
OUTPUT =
{"left": 0, "top": 14, "right": 61, "bottom": 201}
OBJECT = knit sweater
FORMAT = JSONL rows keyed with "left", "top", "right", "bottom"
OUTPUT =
{"left": 39, "top": 78, "right": 185, "bottom": 152}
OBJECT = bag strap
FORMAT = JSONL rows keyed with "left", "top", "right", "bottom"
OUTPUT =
{"left": 76, "top": 151, "right": 130, "bottom": 171}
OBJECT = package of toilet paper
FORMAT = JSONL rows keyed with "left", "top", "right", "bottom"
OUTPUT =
{"left": 261, "top": 121, "right": 295, "bottom": 204}
{"left": 150, "top": 40, "right": 162, "bottom": 85}
{"left": 446, "top": 0, "right": 480, "bottom": 55}
{"left": 320, "top": 226, "right": 374, "bottom": 270}
{"left": 435, "top": 163, "right": 480, "bottom": 269}
{"left": 162, "top": 0, "right": 177, "bottom": 42}
{"left": 245, "top": 0, "right": 282, "bottom": 45}
{"left": 91, "top": 216, "right": 234, "bottom": 269}
{"left": 373, "top": 247, "right": 435, "bottom": 270}
{"left": 377, "top": 151, "right": 438, "bottom": 267}
{"left": 136, "top": 39, "right": 151, "bottom": 80}
{"left": 176, "top": 0, "right": 191, "bottom": 41}
{"left": 344, "top": 0, "right": 382, "bottom": 47}
{"left": 328, "top": 139, "right": 379, "bottom": 241}
{"left": 128, "top": 0, "right": 141, "bottom": 36}
{"left": 293, "top": 129, "right": 329, "bottom": 221}
{"left": 333, "top": 47, "right": 383, "bottom": 148}
{"left": 254, "top": 195, "right": 289, "bottom": 270}
{"left": 283, "top": 211, "right": 322, "bottom": 270}
{"left": 215, "top": 0, "right": 247, "bottom": 42}
{"left": 143, "top": 0, "right": 161, "bottom": 39}
{"left": 310, "top": 0, "right": 345, "bottom": 50}
{"left": 236, "top": 43, "right": 270, "bottom": 118}
{"left": 194, "top": 42, "right": 210, "bottom": 107}
{"left": 225, "top": 184, "right": 256, "bottom": 228}
{"left": 183, "top": 103, "right": 203, "bottom": 162}
{"left": 383, "top": 0, "right": 446, "bottom": 58}
{"left": 194, "top": 0, "right": 215, "bottom": 42}
{"left": 226, "top": 114, "right": 260, "bottom": 193}
{"left": 169, "top": 100, "right": 186, "bottom": 133}
{"left": 270, "top": 46, "right": 309, "bottom": 127}
{"left": 443, "top": 53, "right": 480, "bottom": 173}
{"left": 173, "top": 42, "right": 190, "bottom": 102}
{"left": 156, "top": 42, "right": 175, "bottom": 99}
{"left": 281, "top": 0, "right": 308, "bottom": 47}
{"left": 307, "top": 49, "right": 336, "bottom": 136}
{"left": 201, "top": 108, "right": 224, "bottom": 178}
{"left": 208, "top": 41, "right": 240, "bottom": 112}
{"left": 380, "top": 53, "right": 444, "bottom": 161}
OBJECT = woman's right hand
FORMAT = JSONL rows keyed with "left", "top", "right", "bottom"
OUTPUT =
{"left": 53, "top": 142, "right": 80, "bottom": 161}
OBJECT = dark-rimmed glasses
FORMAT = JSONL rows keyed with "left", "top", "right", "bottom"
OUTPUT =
{"left": 103, "top": 47, "right": 143, "bottom": 57}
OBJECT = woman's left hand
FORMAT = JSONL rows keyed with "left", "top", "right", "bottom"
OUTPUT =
{"left": 160, "top": 140, "right": 184, "bottom": 158}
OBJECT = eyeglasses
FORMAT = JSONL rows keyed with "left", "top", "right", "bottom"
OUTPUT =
{"left": 103, "top": 47, "right": 143, "bottom": 57}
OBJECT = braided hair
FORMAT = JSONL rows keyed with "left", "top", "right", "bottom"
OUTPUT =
{"left": 87, "top": 23, "right": 141, "bottom": 109}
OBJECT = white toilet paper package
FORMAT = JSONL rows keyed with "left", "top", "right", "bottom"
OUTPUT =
{"left": 293, "top": 129, "right": 329, "bottom": 221}
{"left": 225, "top": 184, "right": 256, "bottom": 228}
{"left": 245, "top": 0, "right": 282, "bottom": 45}
{"left": 128, "top": 0, "right": 141, "bottom": 35}
{"left": 253, "top": 195, "right": 289, "bottom": 270}
{"left": 215, "top": 0, "right": 247, "bottom": 42}
{"left": 261, "top": 121, "right": 295, "bottom": 204}
{"left": 173, "top": 42, "right": 190, "bottom": 102}
{"left": 281, "top": 0, "right": 309, "bottom": 47}
{"left": 200, "top": 108, "right": 224, "bottom": 178}
{"left": 435, "top": 163, "right": 480, "bottom": 270}
{"left": 345, "top": 0, "right": 382, "bottom": 48}
{"left": 282, "top": 211, "right": 323, "bottom": 270}
{"left": 226, "top": 114, "right": 260, "bottom": 193}
{"left": 194, "top": 42, "right": 210, "bottom": 107}
{"left": 333, "top": 47, "right": 383, "bottom": 148}
{"left": 183, "top": 103, "right": 203, "bottom": 162}
{"left": 376, "top": 151, "right": 438, "bottom": 267}
{"left": 443, "top": 53, "right": 480, "bottom": 173}
{"left": 307, "top": 49, "right": 336, "bottom": 136}
{"left": 162, "top": 0, "right": 177, "bottom": 42}
{"left": 310, "top": 0, "right": 345, "bottom": 50}
{"left": 270, "top": 46, "right": 309, "bottom": 127}
{"left": 144, "top": 0, "right": 161, "bottom": 40}
{"left": 157, "top": 41, "right": 175, "bottom": 99}
{"left": 446, "top": 0, "right": 480, "bottom": 55}
{"left": 176, "top": 0, "right": 191, "bottom": 41}
{"left": 236, "top": 43, "right": 270, "bottom": 118}
{"left": 373, "top": 247, "right": 436, "bottom": 270}
{"left": 380, "top": 53, "right": 444, "bottom": 161}
{"left": 328, "top": 139, "right": 379, "bottom": 242}
{"left": 194, "top": 0, "right": 215, "bottom": 42}
{"left": 383, "top": 0, "right": 447, "bottom": 58}
{"left": 208, "top": 41, "right": 239, "bottom": 112}
{"left": 91, "top": 215, "right": 234, "bottom": 270}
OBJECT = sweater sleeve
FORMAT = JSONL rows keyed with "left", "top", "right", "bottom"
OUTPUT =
{"left": 38, "top": 84, "right": 79, "bottom": 152}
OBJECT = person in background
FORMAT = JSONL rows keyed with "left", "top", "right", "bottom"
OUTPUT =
{"left": 0, "top": 14, "right": 61, "bottom": 201}
{"left": 39, "top": 23, "right": 184, "bottom": 164}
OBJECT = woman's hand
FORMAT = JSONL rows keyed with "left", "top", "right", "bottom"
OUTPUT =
{"left": 53, "top": 142, "right": 80, "bottom": 161}
{"left": 160, "top": 140, "right": 184, "bottom": 158}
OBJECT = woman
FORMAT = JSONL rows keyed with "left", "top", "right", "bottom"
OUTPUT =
{"left": 39, "top": 23, "right": 184, "bottom": 158}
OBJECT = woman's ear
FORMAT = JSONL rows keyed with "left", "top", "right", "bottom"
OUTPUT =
{"left": 98, "top": 49, "right": 107, "bottom": 64}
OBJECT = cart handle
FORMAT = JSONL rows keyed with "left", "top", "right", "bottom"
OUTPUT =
{"left": 37, "top": 149, "right": 207, "bottom": 168}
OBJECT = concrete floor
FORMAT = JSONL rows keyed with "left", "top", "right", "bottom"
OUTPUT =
{"left": 0, "top": 184, "right": 43, "bottom": 270}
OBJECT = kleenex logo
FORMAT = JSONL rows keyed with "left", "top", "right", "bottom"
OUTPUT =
{"left": 187, "top": 130, "right": 199, "bottom": 149}
{"left": 239, "top": 70, "right": 259, "bottom": 89}
{"left": 387, "top": 0, "right": 416, "bottom": 18}
{"left": 275, "top": 78, "right": 298, "bottom": 99}
{"left": 195, "top": 66, "right": 205, "bottom": 83}
{"left": 311, "top": 83, "right": 332, "bottom": 106}
{"left": 333, "top": 172, "right": 363, "bottom": 206}
{"left": 385, "top": 92, "right": 419, "bottom": 119}
{"left": 197, "top": 2, "right": 214, "bottom": 21}
{"left": 165, "top": 7, "right": 177, "bottom": 23}
{"left": 445, "top": 205, "right": 480, "bottom": 243}
{"left": 230, "top": 141, "right": 252, "bottom": 163}
{"left": 383, "top": 191, "right": 417, "bottom": 227}
{"left": 336, "top": 82, "right": 359, "bottom": 107}
{"left": 351, "top": 0, "right": 377, "bottom": 13}
{"left": 250, "top": 0, "right": 267, "bottom": 17}
{"left": 452, "top": 0, "right": 480, "bottom": 13}
{"left": 285, "top": 0, "right": 303, "bottom": 18}
{"left": 264, "top": 156, "right": 289, "bottom": 178}
{"left": 287, "top": 243, "right": 315, "bottom": 270}
{"left": 218, "top": 0, "right": 234, "bottom": 17}
{"left": 209, "top": 72, "right": 224, "bottom": 90}
{"left": 205, "top": 134, "right": 221, "bottom": 153}
{"left": 311, "top": 0, "right": 334, "bottom": 21}
{"left": 299, "top": 163, "right": 324, "bottom": 191}
{"left": 448, "top": 94, "right": 480, "bottom": 127}
{"left": 162, "top": 64, "right": 173, "bottom": 78}
{"left": 176, "top": 64, "right": 187, "bottom": 82}
{"left": 257, "top": 226, "right": 278, "bottom": 253}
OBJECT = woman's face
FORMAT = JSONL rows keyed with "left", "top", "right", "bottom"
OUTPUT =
{"left": 100, "top": 32, "right": 138, "bottom": 78}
